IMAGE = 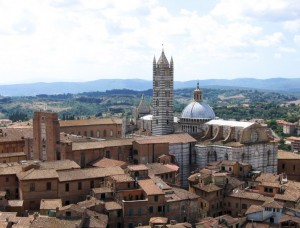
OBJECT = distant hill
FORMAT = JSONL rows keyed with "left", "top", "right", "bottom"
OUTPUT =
{"left": 0, "top": 78, "right": 300, "bottom": 96}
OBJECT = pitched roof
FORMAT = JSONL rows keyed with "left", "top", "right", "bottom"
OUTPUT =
{"left": 278, "top": 151, "right": 300, "bottom": 160}
{"left": 146, "top": 163, "right": 175, "bottom": 175}
{"left": 193, "top": 183, "right": 222, "bottom": 192}
{"left": 104, "top": 201, "right": 122, "bottom": 211}
{"left": 17, "top": 168, "right": 58, "bottom": 180}
{"left": 59, "top": 118, "right": 122, "bottom": 127}
{"left": 91, "top": 157, "right": 127, "bottom": 168}
{"left": 138, "top": 179, "right": 164, "bottom": 195}
{"left": 245, "top": 205, "right": 263, "bottom": 215}
{"left": 72, "top": 138, "right": 134, "bottom": 151}
{"left": 0, "top": 127, "right": 33, "bottom": 142}
{"left": 127, "top": 164, "right": 149, "bottom": 171}
{"left": 262, "top": 200, "right": 283, "bottom": 209}
{"left": 228, "top": 190, "right": 273, "bottom": 202}
{"left": 0, "top": 164, "right": 22, "bottom": 176}
{"left": 134, "top": 133, "right": 196, "bottom": 144}
{"left": 29, "top": 217, "right": 81, "bottom": 228}
{"left": 110, "top": 174, "right": 134, "bottom": 182}
{"left": 40, "top": 160, "right": 80, "bottom": 171}
{"left": 92, "top": 187, "right": 113, "bottom": 194}
{"left": 58, "top": 167, "right": 124, "bottom": 182}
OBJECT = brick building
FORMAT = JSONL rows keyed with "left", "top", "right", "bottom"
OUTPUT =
{"left": 33, "top": 111, "right": 60, "bottom": 161}
{"left": 59, "top": 118, "right": 122, "bottom": 139}
{"left": 277, "top": 150, "right": 300, "bottom": 181}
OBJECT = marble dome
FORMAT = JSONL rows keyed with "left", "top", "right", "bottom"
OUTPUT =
{"left": 181, "top": 101, "right": 215, "bottom": 119}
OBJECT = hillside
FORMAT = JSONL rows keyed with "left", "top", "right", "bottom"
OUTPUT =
{"left": 0, "top": 88, "right": 299, "bottom": 122}
{"left": 1, "top": 78, "right": 300, "bottom": 96}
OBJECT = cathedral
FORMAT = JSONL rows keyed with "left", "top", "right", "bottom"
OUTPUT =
{"left": 131, "top": 48, "right": 278, "bottom": 181}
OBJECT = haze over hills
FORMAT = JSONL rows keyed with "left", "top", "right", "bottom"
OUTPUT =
{"left": 0, "top": 78, "right": 300, "bottom": 96}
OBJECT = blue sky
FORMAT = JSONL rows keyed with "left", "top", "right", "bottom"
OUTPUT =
{"left": 0, "top": 0, "right": 300, "bottom": 84}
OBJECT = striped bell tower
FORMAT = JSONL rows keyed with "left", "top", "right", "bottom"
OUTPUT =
{"left": 152, "top": 49, "right": 174, "bottom": 135}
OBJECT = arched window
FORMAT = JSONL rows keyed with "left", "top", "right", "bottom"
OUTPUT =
{"left": 224, "top": 153, "right": 228, "bottom": 160}
{"left": 214, "top": 151, "right": 217, "bottom": 161}
{"left": 84, "top": 131, "right": 87, "bottom": 137}
{"left": 207, "top": 151, "right": 210, "bottom": 164}
{"left": 267, "top": 150, "right": 271, "bottom": 165}
{"left": 110, "top": 130, "right": 113, "bottom": 137}
{"left": 90, "top": 130, "right": 94, "bottom": 137}
{"left": 103, "top": 130, "right": 107, "bottom": 137}
{"left": 156, "top": 119, "right": 158, "bottom": 124}
{"left": 241, "top": 153, "right": 245, "bottom": 162}
{"left": 167, "top": 120, "right": 169, "bottom": 125}
{"left": 96, "top": 131, "right": 100, "bottom": 138}
{"left": 156, "top": 99, "right": 159, "bottom": 106}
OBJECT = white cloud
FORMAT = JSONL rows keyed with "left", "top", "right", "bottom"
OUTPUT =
{"left": 254, "top": 32, "right": 284, "bottom": 47}
{"left": 294, "top": 35, "right": 300, "bottom": 46}
{"left": 0, "top": 0, "right": 299, "bottom": 84}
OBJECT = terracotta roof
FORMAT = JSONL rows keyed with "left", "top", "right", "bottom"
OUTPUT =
{"left": 245, "top": 205, "right": 263, "bottom": 215}
{"left": 228, "top": 190, "right": 273, "bottom": 202}
{"left": 127, "top": 164, "right": 149, "bottom": 171}
{"left": 0, "top": 127, "right": 33, "bottom": 142}
{"left": 280, "top": 214, "right": 300, "bottom": 224}
{"left": 164, "top": 164, "right": 179, "bottom": 172}
{"left": 60, "top": 133, "right": 99, "bottom": 143}
{"left": 91, "top": 157, "right": 127, "bottom": 168}
{"left": 0, "top": 164, "right": 22, "bottom": 176}
{"left": 7, "top": 200, "right": 23, "bottom": 207}
{"left": 105, "top": 201, "right": 122, "bottom": 211}
{"left": 110, "top": 174, "right": 134, "bottom": 182}
{"left": 138, "top": 179, "right": 164, "bottom": 195}
{"left": 92, "top": 187, "right": 113, "bottom": 194}
{"left": 165, "top": 187, "right": 199, "bottom": 202}
{"left": 255, "top": 173, "right": 279, "bottom": 183}
{"left": 150, "top": 176, "right": 172, "bottom": 190}
{"left": 40, "top": 199, "right": 62, "bottom": 210}
{"left": 29, "top": 217, "right": 82, "bottom": 228}
{"left": 0, "top": 152, "right": 25, "bottom": 158}
{"left": 77, "top": 197, "right": 103, "bottom": 208}
{"left": 220, "top": 160, "right": 237, "bottom": 166}
{"left": 146, "top": 163, "right": 175, "bottom": 175}
{"left": 150, "top": 217, "right": 168, "bottom": 224}
{"left": 193, "top": 183, "right": 222, "bottom": 192}
{"left": 262, "top": 200, "right": 283, "bottom": 209}
{"left": 58, "top": 167, "right": 124, "bottom": 182}
{"left": 59, "top": 118, "right": 122, "bottom": 127}
{"left": 72, "top": 138, "right": 134, "bottom": 151}
{"left": 17, "top": 168, "right": 58, "bottom": 180}
{"left": 278, "top": 151, "right": 300, "bottom": 160}
{"left": 40, "top": 160, "right": 81, "bottom": 171}
{"left": 134, "top": 133, "right": 196, "bottom": 144}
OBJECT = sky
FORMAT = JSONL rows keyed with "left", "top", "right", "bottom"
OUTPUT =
{"left": 1, "top": 0, "right": 300, "bottom": 85}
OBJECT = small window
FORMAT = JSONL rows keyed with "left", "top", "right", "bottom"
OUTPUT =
{"left": 128, "top": 208, "right": 133, "bottom": 216}
{"left": 282, "top": 163, "right": 285, "bottom": 170}
{"left": 5, "top": 177, "right": 9, "bottom": 182}
{"left": 66, "top": 211, "right": 71, "bottom": 217}
{"left": 149, "top": 206, "right": 153, "bottom": 213}
{"left": 158, "top": 206, "right": 162, "bottom": 212}
{"left": 90, "top": 181, "right": 94, "bottom": 188}
{"left": 78, "top": 182, "right": 82, "bottom": 190}
{"left": 138, "top": 208, "right": 142, "bottom": 215}
{"left": 154, "top": 195, "right": 158, "bottom": 202}
{"left": 30, "top": 183, "right": 35, "bottom": 192}
{"left": 46, "top": 182, "right": 51, "bottom": 191}
{"left": 65, "top": 183, "right": 69, "bottom": 192}
{"left": 110, "top": 130, "right": 113, "bottom": 137}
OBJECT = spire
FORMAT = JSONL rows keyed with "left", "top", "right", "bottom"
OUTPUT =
{"left": 153, "top": 56, "right": 156, "bottom": 64}
{"left": 170, "top": 56, "right": 173, "bottom": 65}
{"left": 157, "top": 49, "right": 169, "bottom": 65}
{"left": 194, "top": 82, "right": 203, "bottom": 102}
